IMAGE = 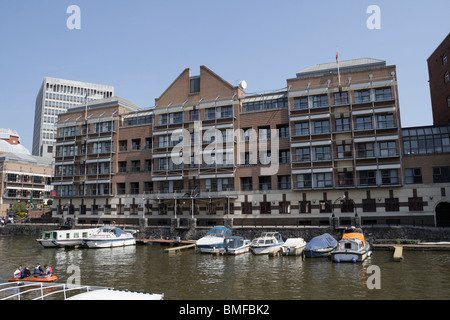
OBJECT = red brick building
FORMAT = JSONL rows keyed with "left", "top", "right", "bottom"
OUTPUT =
{"left": 428, "top": 33, "right": 450, "bottom": 125}
{"left": 52, "top": 60, "right": 450, "bottom": 228}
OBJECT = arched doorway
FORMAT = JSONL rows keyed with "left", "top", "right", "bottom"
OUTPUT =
{"left": 435, "top": 202, "right": 450, "bottom": 227}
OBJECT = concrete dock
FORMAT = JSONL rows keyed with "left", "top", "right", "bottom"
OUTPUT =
{"left": 136, "top": 239, "right": 195, "bottom": 245}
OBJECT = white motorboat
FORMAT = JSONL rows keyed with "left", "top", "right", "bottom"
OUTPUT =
{"left": 223, "top": 236, "right": 251, "bottom": 255}
{"left": 281, "top": 238, "right": 307, "bottom": 256}
{"left": 331, "top": 227, "right": 372, "bottom": 262}
{"left": 83, "top": 226, "right": 136, "bottom": 248}
{"left": 36, "top": 228, "right": 99, "bottom": 248}
{"left": 250, "top": 232, "right": 284, "bottom": 255}
{"left": 196, "top": 226, "right": 232, "bottom": 253}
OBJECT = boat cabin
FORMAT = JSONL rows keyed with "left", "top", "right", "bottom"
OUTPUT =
{"left": 206, "top": 226, "right": 232, "bottom": 238}
{"left": 224, "top": 236, "right": 248, "bottom": 249}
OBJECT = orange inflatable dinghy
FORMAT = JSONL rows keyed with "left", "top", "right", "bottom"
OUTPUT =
{"left": 8, "top": 275, "right": 58, "bottom": 283}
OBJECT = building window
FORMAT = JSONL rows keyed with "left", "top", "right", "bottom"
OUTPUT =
{"left": 145, "top": 138, "right": 152, "bottom": 149}
{"left": 131, "top": 160, "right": 140, "bottom": 172}
{"left": 378, "top": 141, "right": 397, "bottom": 157}
{"left": 448, "top": 96, "right": 450, "bottom": 108}
{"left": 335, "top": 117, "right": 350, "bottom": 132}
{"left": 294, "top": 122, "right": 309, "bottom": 136}
{"left": 314, "top": 146, "right": 331, "bottom": 161}
{"left": 278, "top": 175, "right": 291, "bottom": 190}
{"left": 299, "top": 201, "right": 311, "bottom": 214}
{"left": 260, "top": 202, "right": 271, "bottom": 214}
{"left": 336, "top": 143, "right": 352, "bottom": 159}
{"left": 295, "top": 147, "right": 310, "bottom": 162}
{"left": 381, "top": 169, "right": 399, "bottom": 185}
{"left": 359, "top": 170, "right": 377, "bottom": 186}
{"left": 190, "top": 77, "right": 200, "bottom": 94}
{"left": 117, "top": 183, "right": 126, "bottom": 195}
{"left": 362, "top": 199, "right": 376, "bottom": 212}
{"left": 319, "top": 200, "right": 332, "bottom": 213}
{"left": 241, "top": 202, "right": 252, "bottom": 214}
{"left": 340, "top": 199, "right": 354, "bottom": 213}
{"left": 119, "top": 140, "right": 127, "bottom": 152}
{"left": 334, "top": 91, "right": 348, "bottom": 105}
{"left": 356, "top": 116, "right": 373, "bottom": 130}
{"left": 357, "top": 143, "right": 375, "bottom": 158}
{"left": 377, "top": 114, "right": 395, "bottom": 129}
{"left": 433, "top": 167, "right": 450, "bottom": 183}
{"left": 189, "top": 109, "right": 199, "bottom": 121}
{"left": 405, "top": 168, "right": 422, "bottom": 184}
{"left": 314, "top": 173, "right": 332, "bottom": 188}
{"left": 294, "top": 96, "right": 308, "bottom": 110}
{"left": 296, "top": 174, "right": 312, "bottom": 189}
{"left": 313, "top": 120, "right": 330, "bottom": 134}
{"left": 279, "top": 150, "right": 290, "bottom": 164}
{"left": 241, "top": 177, "right": 252, "bottom": 191}
{"left": 445, "top": 72, "right": 450, "bottom": 84}
{"left": 259, "top": 176, "right": 272, "bottom": 190}
{"left": 354, "top": 89, "right": 371, "bottom": 103}
{"left": 444, "top": 55, "right": 448, "bottom": 65}
{"left": 312, "top": 94, "right": 328, "bottom": 108}
{"left": 338, "top": 171, "right": 354, "bottom": 187}
{"left": 409, "top": 197, "right": 424, "bottom": 211}
{"left": 131, "top": 139, "right": 141, "bottom": 151}
{"left": 385, "top": 198, "right": 399, "bottom": 212}
{"left": 158, "top": 203, "right": 168, "bottom": 215}
{"left": 277, "top": 124, "right": 289, "bottom": 138}
{"left": 130, "top": 182, "right": 139, "bottom": 195}
{"left": 375, "top": 87, "right": 392, "bottom": 101}
{"left": 279, "top": 201, "right": 291, "bottom": 214}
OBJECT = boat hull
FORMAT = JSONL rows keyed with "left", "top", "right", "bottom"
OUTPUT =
{"left": 331, "top": 246, "right": 372, "bottom": 262}
{"left": 304, "top": 248, "right": 334, "bottom": 258}
{"left": 52, "top": 239, "right": 84, "bottom": 248}
{"left": 36, "top": 239, "right": 57, "bottom": 248}
{"left": 224, "top": 245, "right": 250, "bottom": 255}
{"left": 250, "top": 244, "right": 283, "bottom": 255}
{"left": 84, "top": 238, "right": 136, "bottom": 248}
{"left": 282, "top": 245, "right": 306, "bottom": 256}
{"left": 196, "top": 243, "right": 224, "bottom": 253}
{"left": 9, "top": 275, "right": 58, "bottom": 283}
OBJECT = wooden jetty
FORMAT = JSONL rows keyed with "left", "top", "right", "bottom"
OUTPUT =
{"left": 392, "top": 246, "right": 403, "bottom": 262}
{"left": 136, "top": 239, "right": 195, "bottom": 246}
{"left": 164, "top": 243, "right": 196, "bottom": 254}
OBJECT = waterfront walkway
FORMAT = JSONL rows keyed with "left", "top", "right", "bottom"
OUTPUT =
{"left": 373, "top": 242, "right": 450, "bottom": 251}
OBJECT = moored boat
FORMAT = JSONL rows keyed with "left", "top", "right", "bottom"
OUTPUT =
{"left": 83, "top": 226, "right": 136, "bottom": 248}
{"left": 330, "top": 227, "right": 372, "bottom": 262}
{"left": 223, "top": 236, "right": 251, "bottom": 255}
{"left": 250, "top": 232, "right": 284, "bottom": 255}
{"left": 36, "top": 228, "right": 99, "bottom": 248}
{"left": 196, "top": 226, "right": 232, "bottom": 253}
{"left": 304, "top": 233, "right": 338, "bottom": 258}
{"left": 281, "top": 238, "right": 307, "bottom": 256}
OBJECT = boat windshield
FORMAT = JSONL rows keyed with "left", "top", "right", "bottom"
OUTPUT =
{"left": 207, "top": 228, "right": 225, "bottom": 237}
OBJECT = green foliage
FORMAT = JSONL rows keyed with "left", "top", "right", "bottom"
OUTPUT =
{"left": 13, "top": 202, "right": 27, "bottom": 213}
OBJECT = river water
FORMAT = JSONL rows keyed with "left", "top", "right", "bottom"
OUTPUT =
{"left": 1, "top": 235, "right": 449, "bottom": 300}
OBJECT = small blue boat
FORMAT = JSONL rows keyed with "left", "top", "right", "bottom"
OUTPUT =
{"left": 304, "top": 233, "right": 338, "bottom": 258}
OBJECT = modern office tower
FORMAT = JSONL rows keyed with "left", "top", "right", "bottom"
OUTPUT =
{"left": 52, "top": 62, "right": 450, "bottom": 228}
{"left": 33, "top": 77, "right": 114, "bottom": 158}
{"left": 428, "top": 33, "right": 450, "bottom": 125}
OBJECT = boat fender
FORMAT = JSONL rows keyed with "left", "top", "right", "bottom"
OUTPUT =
{"left": 112, "top": 221, "right": 116, "bottom": 226}
{"left": 369, "top": 251, "right": 373, "bottom": 257}
{"left": 351, "top": 258, "right": 357, "bottom": 263}
{"left": 334, "top": 258, "right": 340, "bottom": 263}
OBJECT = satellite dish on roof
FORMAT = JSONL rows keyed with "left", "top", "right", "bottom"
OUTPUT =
{"left": 238, "top": 80, "right": 247, "bottom": 90}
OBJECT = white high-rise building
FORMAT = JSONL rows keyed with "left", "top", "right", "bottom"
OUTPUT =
{"left": 33, "top": 77, "right": 114, "bottom": 158}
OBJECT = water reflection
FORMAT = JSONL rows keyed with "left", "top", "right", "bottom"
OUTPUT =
{"left": 1, "top": 236, "right": 450, "bottom": 300}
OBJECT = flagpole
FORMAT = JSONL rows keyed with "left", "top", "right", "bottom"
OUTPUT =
{"left": 336, "top": 47, "right": 341, "bottom": 88}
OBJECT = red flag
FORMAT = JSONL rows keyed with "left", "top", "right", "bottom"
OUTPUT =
{"left": 336, "top": 48, "right": 339, "bottom": 63}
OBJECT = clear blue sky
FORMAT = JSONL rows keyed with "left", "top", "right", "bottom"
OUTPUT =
{"left": 0, "top": 0, "right": 449, "bottom": 152}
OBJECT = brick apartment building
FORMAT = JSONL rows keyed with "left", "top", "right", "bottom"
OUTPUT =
{"left": 428, "top": 33, "right": 450, "bottom": 125}
{"left": 52, "top": 61, "right": 450, "bottom": 228}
